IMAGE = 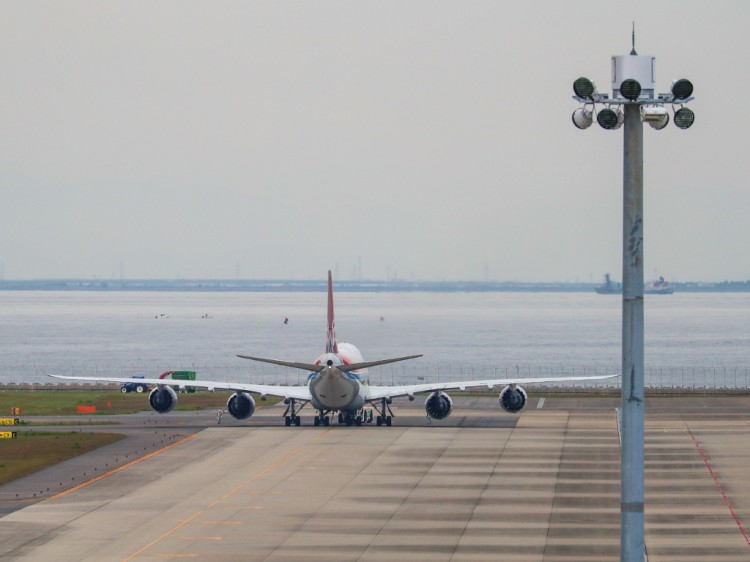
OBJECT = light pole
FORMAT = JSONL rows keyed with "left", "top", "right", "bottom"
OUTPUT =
{"left": 571, "top": 39, "right": 694, "bottom": 561}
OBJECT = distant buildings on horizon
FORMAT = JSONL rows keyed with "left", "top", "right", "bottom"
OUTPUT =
{"left": 0, "top": 278, "right": 749, "bottom": 293}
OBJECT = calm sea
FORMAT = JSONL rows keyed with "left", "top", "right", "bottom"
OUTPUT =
{"left": 1, "top": 291, "right": 748, "bottom": 388}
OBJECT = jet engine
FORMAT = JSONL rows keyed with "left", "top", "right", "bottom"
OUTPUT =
{"left": 425, "top": 391, "right": 453, "bottom": 420}
{"left": 227, "top": 392, "right": 256, "bottom": 420}
{"left": 149, "top": 386, "right": 178, "bottom": 414}
{"left": 498, "top": 385, "right": 528, "bottom": 413}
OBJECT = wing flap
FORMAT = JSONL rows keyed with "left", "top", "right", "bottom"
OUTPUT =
{"left": 364, "top": 374, "right": 619, "bottom": 400}
{"left": 47, "top": 374, "right": 312, "bottom": 401}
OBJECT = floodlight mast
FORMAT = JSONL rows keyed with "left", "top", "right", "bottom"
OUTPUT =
{"left": 572, "top": 44, "right": 694, "bottom": 562}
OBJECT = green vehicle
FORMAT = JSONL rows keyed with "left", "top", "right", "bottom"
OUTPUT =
{"left": 158, "top": 370, "right": 197, "bottom": 393}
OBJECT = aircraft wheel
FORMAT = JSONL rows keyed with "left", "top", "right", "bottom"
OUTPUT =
{"left": 338, "top": 412, "right": 343, "bottom": 424}
{"left": 285, "top": 416, "right": 291, "bottom": 427}
{"left": 355, "top": 416, "right": 362, "bottom": 426}
{"left": 376, "top": 417, "right": 382, "bottom": 427}
{"left": 324, "top": 417, "right": 330, "bottom": 426}
{"left": 295, "top": 416, "right": 301, "bottom": 427}
{"left": 386, "top": 416, "right": 392, "bottom": 427}
{"left": 314, "top": 417, "right": 320, "bottom": 427}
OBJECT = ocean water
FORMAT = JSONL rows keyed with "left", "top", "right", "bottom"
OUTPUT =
{"left": 0, "top": 290, "right": 748, "bottom": 388}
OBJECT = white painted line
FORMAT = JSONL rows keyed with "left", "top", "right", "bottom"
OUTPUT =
{"left": 536, "top": 397, "right": 545, "bottom": 409}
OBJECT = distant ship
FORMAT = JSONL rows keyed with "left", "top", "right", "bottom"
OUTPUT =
{"left": 595, "top": 274, "right": 674, "bottom": 295}
{"left": 595, "top": 273, "right": 621, "bottom": 294}
{"left": 646, "top": 276, "right": 674, "bottom": 295}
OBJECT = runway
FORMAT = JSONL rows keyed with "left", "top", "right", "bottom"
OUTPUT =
{"left": 2, "top": 396, "right": 750, "bottom": 561}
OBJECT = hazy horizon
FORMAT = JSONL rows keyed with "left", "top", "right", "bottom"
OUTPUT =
{"left": 2, "top": 2, "right": 748, "bottom": 283}
{"left": 1, "top": 274, "right": 746, "bottom": 285}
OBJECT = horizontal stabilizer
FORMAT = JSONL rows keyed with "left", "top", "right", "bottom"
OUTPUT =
{"left": 340, "top": 354, "right": 423, "bottom": 372}
{"left": 236, "top": 353, "right": 422, "bottom": 372}
{"left": 236, "top": 355, "right": 324, "bottom": 372}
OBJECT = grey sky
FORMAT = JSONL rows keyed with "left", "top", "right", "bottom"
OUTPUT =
{"left": 1, "top": 1, "right": 747, "bottom": 282}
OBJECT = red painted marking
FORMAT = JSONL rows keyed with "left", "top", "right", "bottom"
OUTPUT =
{"left": 690, "top": 431, "right": 750, "bottom": 548}
{"left": 76, "top": 405, "right": 96, "bottom": 413}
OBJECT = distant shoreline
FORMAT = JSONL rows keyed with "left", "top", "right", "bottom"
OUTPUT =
{"left": 1, "top": 279, "right": 749, "bottom": 293}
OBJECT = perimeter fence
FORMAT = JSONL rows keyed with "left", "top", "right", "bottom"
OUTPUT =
{"left": 2, "top": 364, "right": 750, "bottom": 391}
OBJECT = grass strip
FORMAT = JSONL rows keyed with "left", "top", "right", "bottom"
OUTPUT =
{"left": 0, "top": 432, "right": 125, "bottom": 485}
{"left": 0, "top": 390, "right": 280, "bottom": 416}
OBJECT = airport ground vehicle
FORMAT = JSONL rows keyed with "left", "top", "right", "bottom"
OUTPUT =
{"left": 159, "top": 370, "right": 196, "bottom": 393}
{"left": 120, "top": 376, "right": 149, "bottom": 393}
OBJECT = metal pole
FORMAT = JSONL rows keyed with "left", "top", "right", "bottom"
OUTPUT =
{"left": 621, "top": 102, "right": 645, "bottom": 561}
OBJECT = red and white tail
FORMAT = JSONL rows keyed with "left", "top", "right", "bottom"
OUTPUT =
{"left": 326, "top": 270, "right": 338, "bottom": 354}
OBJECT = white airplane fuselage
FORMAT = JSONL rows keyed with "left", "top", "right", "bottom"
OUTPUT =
{"left": 308, "top": 344, "right": 367, "bottom": 412}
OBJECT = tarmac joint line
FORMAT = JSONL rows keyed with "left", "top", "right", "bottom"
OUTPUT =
{"left": 690, "top": 430, "right": 750, "bottom": 548}
{"left": 121, "top": 510, "right": 204, "bottom": 562}
{"left": 122, "top": 427, "right": 332, "bottom": 561}
{"left": 47, "top": 434, "right": 198, "bottom": 501}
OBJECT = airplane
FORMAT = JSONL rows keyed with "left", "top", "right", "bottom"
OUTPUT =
{"left": 50, "top": 271, "right": 618, "bottom": 427}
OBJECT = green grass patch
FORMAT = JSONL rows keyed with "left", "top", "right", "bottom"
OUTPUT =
{"left": 0, "top": 432, "right": 125, "bottom": 485}
{"left": 21, "top": 420, "right": 119, "bottom": 426}
{"left": 0, "top": 390, "right": 281, "bottom": 416}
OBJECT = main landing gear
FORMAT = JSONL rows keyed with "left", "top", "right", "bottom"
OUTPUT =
{"left": 283, "top": 398, "right": 306, "bottom": 427}
{"left": 338, "top": 412, "right": 363, "bottom": 426}
{"left": 313, "top": 410, "right": 331, "bottom": 426}
{"left": 281, "top": 399, "right": 394, "bottom": 428}
{"left": 372, "top": 398, "right": 393, "bottom": 427}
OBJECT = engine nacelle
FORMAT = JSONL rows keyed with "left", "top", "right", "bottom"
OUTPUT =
{"left": 227, "top": 392, "right": 256, "bottom": 420}
{"left": 425, "top": 391, "right": 453, "bottom": 420}
{"left": 499, "top": 385, "right": 528, "bottom": 413}
{"left": 149, "top": 385, "right": 178, "bottom": 414}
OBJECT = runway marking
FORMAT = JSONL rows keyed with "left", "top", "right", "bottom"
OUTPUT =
{"left": 122, "top": 510, "right": 204, "bottom": 562}
{"left": 123, "top": 428, "right": 332, "bottom": 561}
{"left": 209, "top": 427, "right": 332, "bottom": 507}
{"left": 155, "top": 555, "right": 199, "bottom": 559}
{"left": 181, "top": 536, "right": 223, "bottom": 541}
{"left": 48, "top": 434, "right": 198, "bottom": 501}
{"left": 203, "top": 521, "right": 241, "bottom": 525}
{"left": 537, "top": 397, "right": 546, "bottom": 409}
{"left": 690, "top": 431, "right": 750, "bottom": 548}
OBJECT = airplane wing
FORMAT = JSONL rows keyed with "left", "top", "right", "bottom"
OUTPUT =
{"left": 363, "top": 373, "right": 618, "bottom": 401}
{"left": 47, "top": 374, "right": 312, "bottom": 401}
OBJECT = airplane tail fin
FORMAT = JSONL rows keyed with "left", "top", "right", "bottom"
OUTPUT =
{"left": 327, "top": 270, "right": 338, "bottom": 354}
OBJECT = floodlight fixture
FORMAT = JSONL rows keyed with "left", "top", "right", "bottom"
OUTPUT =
{"left": 674, "top": 107, "right": 695, "bottom": 129}
{"left": 597, "top": 107, "right": 623, "bottom": 130}
{"left": 573, "top": 77, "right": 596, "bottom": 100}
{"left": 572, "top": 107, "right": 594, "bottom": 129}
{"left": 570, "top": 36, "right": 696, "bottom": 562}
{"left": 642, "top": 105, "right": 669, "bottom": 130}
{"left": 620, "top": 79, "right": 642, "bottom": 101}
{"left": 671, "top": 79, "right": 693, "bottom": 101}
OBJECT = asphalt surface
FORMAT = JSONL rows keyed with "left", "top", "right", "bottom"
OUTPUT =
{"left": 1, "top": 395, "right": 750, "bottom": 561}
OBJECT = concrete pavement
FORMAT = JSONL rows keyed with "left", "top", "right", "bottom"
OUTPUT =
{"left": 1, "top": 396, "right": 750, "bottom": 561}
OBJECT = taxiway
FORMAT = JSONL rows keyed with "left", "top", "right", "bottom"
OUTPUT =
{"left": 2, "top": 395, "right": 750, "bottom": 561}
